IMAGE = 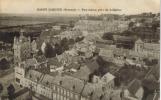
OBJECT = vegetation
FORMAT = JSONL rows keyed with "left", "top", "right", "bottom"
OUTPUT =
{"left": 7, "top": 84, "right": 15, "bottom": 100}
{"left": 0, "top": 83, "right": 3, "bottom": 96}
{"left": 102, "top": 32, "right": 114, "bottom": 40}
{"left": 0, "top": 58, "right": 10, "bottom": 70}
{"left": 143, "top": 58, "right": 158, "bottom": 66}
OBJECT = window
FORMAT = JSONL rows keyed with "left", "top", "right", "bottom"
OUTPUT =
{"left": 61, "top": 88, "right": 64, "bottom": 94}
{"left": 16, "top": 78, "right": 20, "bottom": 83}
{"left": 64, "top": 90, "right": 66, "bottom": 96}
{"left": 67, "top": 91, "right": 70, "bottom": 97}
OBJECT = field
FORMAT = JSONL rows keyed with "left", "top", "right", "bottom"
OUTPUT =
{"left": 0, "top": 13, "right": 79, "bottom": 27}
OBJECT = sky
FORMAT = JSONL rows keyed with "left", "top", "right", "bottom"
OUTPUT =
{"left": 0, "top": 0, "right": 160, "bottom": 15}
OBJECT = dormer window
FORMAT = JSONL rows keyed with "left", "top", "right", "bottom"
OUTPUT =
{"left": 100, "top": 94, "right": 104, "bottom": 100}
{"left": 36, "top": 77, "right": 40, "bottom": 82}
{"left": 29, "top": 74, "right": 32, "bottom": 78}
{"left": 90, "top": 91, "right": 93, "bottom": 96}
{"left": 46, "top": 81, "right": 49, "bottom": 85}
{"left": 59, "top": 80, "right": 62, "bottom": 85}
{"left": 72, "top": 85, "right": 75, "bottom": 90}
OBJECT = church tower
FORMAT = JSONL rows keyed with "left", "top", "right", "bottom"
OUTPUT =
{"left": 13, "top": 29, "right": 31, "bottom": 64}
{"left": 135, "top": 39, "right": 144, "bottom": 52}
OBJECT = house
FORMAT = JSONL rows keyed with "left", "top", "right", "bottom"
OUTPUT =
{"left": 74, "top": 42, "right": 96, "bottom": 58}
{"left": 47, "top": 57, "right": 62, "bottom": 72}
{"left": 59, "top": 30, "right": 83, "bottom": 40}
{"left": 123, "top": 79, "right": 144, "bottom": 100}
{"left": 31, "top": 40, "right": 38, "bottom": 53}
{"left": 142, "top": 65, "right": 160, "bottom": 92}
{"left": 15, "top": 63, "right": 113, "bottom": 100}
{"left": 72, "top": 59, "right": 101, "bottom": 81}
{"left": 135, "top": 39, "right": 160, "bottom": 59}
{"left": 24, "top": 55, "right": 47, "bottom": 69}
{"left": 101, "top": 72, "right": 115, "bottom": 89}
{"left": 52, "top": 25, "right": 61, "bottom": 30}
{"left": 99, "top": 49, "right": 114, "bottom": 59}
{"left": 146, "top": 92, "right": 160, "bottom": 100}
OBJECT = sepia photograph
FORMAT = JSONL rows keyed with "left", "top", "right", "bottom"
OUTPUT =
{"left": 0, "top": 0, "right": 160, "bottom": 100}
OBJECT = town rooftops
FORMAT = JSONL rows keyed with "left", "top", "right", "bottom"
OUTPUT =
{"left": 24, "top": 66, "right": 114, "bottom": 99}
{"left": 41, "top": 73, "right": 85, "bottom": 95}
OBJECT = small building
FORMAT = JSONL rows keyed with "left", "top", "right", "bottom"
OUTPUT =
{"left": 124, "top": 79, "right": 144, "bottom": 100}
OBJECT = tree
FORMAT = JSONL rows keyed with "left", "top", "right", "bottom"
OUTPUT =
{"left": 68, "top": 39, "right": 75, "bottom": 44}
{"left": 44, "top": 43, "right": 55, "bottom": 58}
{"left": 102, "top": 33, "right": 113, "bottom": 40}
{"left": 0, "top": 58, "right": 10, "bottom": 70}
{"left": 128, "top": 22, "right": 134, "bottom": 29}
{"left": 75, "top": 37, "right": 84, "bottom": 42}
{"left": 7, "top": 84, "right": 15, "bottom": 100}
{"left": 0, "top": 83, "right": 3, "bottom": 99}
{"left": 69, "top": 20, "right": 75, "bottom": 28}
{"left": 55, "top": 43, "right": 62, "bottom": 55}
{"left": 61, "top": 38, "right": 69, "bottom": 51}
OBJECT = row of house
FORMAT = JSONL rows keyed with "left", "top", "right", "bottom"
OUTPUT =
{"left": 15, "top": 60, "right": 116, "bottom": 100}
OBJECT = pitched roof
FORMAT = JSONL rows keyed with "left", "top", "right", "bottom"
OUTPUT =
{"left": 127, "top": 79, "right": 142, "bottom": 95}
{"left": 25, "top": 70, "right": 43, "bottom": 83}
{"left": 86, "top": 59, "right": 100, "bottom": 73}
{"left": 146, "top": 93, "right": 160, "bottom": 100}
{"left": 135, "top": 39, "right": 143, "bottom": 43}
{"left": 34, "top": 55, "right": 47, "bottom": 63}
{"left": 142, "top": 79, "right": 159, "bottom": 91}
{"left": 64, "top": 63, "right": 80, "bottom": 70}
{"left": 48, "top": 57, "right": 62, "bottom": 67}
{"left": 101, "top": 72, "right": 115, "bottom": 83}
{"left": 47, "top": 74, "right": 85, "bottom": 94}
{"left": 72, "top": 66, "right": 91, "bottom": 81}
{"left": 25, "top": 58, "right": 37, "bottom": 66}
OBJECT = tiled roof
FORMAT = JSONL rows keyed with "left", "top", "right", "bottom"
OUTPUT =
{"left": 72, "top": 66, "right": 91, "bottom": 81}
{"left": 25, "top": 58, "right": 37, "bottom": 66}
{"left": 25, "top": 68, "right": 112, "bottom": 99}
{"left": 48, "top": 57, "right": 62, "bottom": 67}
{"left": 26, "top": 70, "right": 43, "bottom": 83}
{"left": 142, "top": 79, "right": 159, "bottom": 91}
{"left": 135, "top": 39, "right": 143, "bottom": 43}
{"left": 42, "top": 74, "right": 85, "bottom": 94}
{"left": 146, "top": 93, "right": 160, "bottom": 100}
{"left": 64, "top": 63, "right": 80, "bottom": 70}
{"left": 86, "top": 59, "right": 100, "bottom": 73}
{"left": 34, "top": 55, "right": 47, "bottom": 63}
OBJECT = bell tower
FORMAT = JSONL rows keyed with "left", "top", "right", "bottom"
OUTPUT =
{"left": 13, "top": 29, "right": 31, "bottom": 64}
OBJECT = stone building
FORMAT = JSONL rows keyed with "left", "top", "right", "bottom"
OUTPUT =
{"left": 13, "top": 29, "right": 32, "bottom": 64}
{"left": 134, "top": 39, "right": 160, "bottom": 59}
{"left": 14, "top": 63, "right": 115, "bottom": 100}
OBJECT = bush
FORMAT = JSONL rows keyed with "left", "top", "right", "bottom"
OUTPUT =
{"left": 0, "top": 58, "right": 10, "bottom": 70}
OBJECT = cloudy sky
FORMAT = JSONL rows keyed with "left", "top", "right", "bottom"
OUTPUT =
{"left": 0, "top": 0, "right": 160, "bottom": 15}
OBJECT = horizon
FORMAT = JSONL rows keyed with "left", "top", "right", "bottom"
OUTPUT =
{"left": 0, "top": 0, "right": 160, "bottom": 15}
